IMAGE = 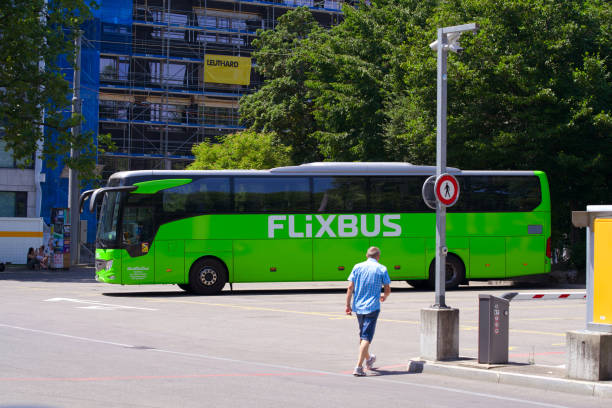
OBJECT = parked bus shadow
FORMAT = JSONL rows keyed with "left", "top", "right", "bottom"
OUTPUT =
{"left": 100, "top": 278, "right": 585, "bottom": 298}
{"left": 101, "top": 280, "right": 585, "bottom": 298}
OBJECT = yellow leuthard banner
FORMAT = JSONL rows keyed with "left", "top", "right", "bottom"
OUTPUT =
{"left": 204, "top": 55, "right": 251, "bottom": 85}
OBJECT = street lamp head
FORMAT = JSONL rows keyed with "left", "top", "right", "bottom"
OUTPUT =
{"left": 430, "top": 23, "right": 479, "bottom": 53}
{"left": 448, "top": 43, "right": 464, "bottom": 54}
{"left": 429, "top": 32, "right": 465, "bottom": 53}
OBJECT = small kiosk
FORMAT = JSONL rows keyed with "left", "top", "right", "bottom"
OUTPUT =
{"left": 570, "top": 206, "right": 612, "bottom": 380}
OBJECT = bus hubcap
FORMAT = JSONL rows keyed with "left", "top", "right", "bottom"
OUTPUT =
{"left": 446, "top": 263, "right": 456, "bottom": 282}
{"left": 200, "top": 268, "right": 217, "bottom": 286}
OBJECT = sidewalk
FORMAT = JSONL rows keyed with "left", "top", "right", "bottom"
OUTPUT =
{"left": 407, "top": 358, "right": 612, "bottom": 398}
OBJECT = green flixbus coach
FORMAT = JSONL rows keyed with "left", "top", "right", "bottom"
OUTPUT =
{"left": 81, "top": 162, "right": 551, "bottom": 295}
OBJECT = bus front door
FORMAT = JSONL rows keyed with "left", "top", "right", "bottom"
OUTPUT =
{"left": 120, "top": 200, "right": 156, "bottom": 284}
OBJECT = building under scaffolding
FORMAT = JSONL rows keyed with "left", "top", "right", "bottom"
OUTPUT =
{"left": 40, "top": 0, "right": 342, "bottom": 241}
{"left": 96, "top": 0, "right": 343, "bottom": 177}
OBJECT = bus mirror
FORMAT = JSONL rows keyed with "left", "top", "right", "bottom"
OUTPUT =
{"left": 79, "top": 190, "right": 95, "bottom": 213}
{"left": 89, "top": 189, "right": 104, "bottom": 213}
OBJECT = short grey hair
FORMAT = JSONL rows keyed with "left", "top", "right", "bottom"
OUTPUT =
{"left": 366, "top": 246, "right": 380, "bottom": 259}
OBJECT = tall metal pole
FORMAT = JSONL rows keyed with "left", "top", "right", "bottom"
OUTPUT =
{"left": 68, "top": 30, "right": 82, "bottom": 267}
{"left": 434, "top": 28, "right": 448, "bottom": 308}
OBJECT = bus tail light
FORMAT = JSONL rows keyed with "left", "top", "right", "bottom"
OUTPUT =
{"left": 546, "top": 237, "right": 551, "bottom": 258}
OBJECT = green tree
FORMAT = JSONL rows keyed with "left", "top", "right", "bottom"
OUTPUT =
{"left": 430, "top": 1, "right": 609, "bottom": 240}
{"left": 188, "top": 131, "right": 292, "bottom": 170}
{"left": 0, "top": 0, "right": 104, "bottom": 179}
{"left": 239, "top": 7, "right": 322, "bottom": 163}
{"left": 306, "top": 0, "right": 434, "bottom": 161}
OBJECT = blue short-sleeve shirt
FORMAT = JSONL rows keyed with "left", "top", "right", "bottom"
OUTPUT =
{"left": 348, "top": 258, "right": 391, "bottom": 315}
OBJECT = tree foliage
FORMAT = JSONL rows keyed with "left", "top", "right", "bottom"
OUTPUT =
{"left": 239, "top": 8, "right": 323, "bottom": 163}
{"left": 0, "top": 0, "right": 104, "bottom": 179}
{"left": 242, "top": 0, "right": 611, "bottom": 243}
{"left": 188, "top": 131, "right": 292, "bottom": 170}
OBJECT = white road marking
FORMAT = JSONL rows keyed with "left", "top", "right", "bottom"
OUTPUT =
{"left": 0, "top": 323, "right": 570, "bottom": 408}
{"left": 0, "top": 323, "right": 133, "bottom": 348}
{"left": 44, "top": 297, "right": 157, "bottom": 311}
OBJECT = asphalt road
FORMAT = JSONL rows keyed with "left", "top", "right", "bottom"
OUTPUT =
{"left": 0, "top": 267, "right": 604, "bottom": 408}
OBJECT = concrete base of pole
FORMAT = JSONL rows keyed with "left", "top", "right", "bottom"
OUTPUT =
{"left": 567, "top": 330, "right": 612, "bottom": 381}
{"left": 420, "top": 307, "right": 459, "bottom": 361}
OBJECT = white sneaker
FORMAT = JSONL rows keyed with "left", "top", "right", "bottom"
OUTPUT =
{"left": 352, "top": 366, "right": 366, "bottom": 377}
{"left": 365, "top": 354, "right": 376, "bottom": 370}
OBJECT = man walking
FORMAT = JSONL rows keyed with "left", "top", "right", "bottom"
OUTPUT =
{"left": 345, "top": 246, "right": 391, "bottom": 376}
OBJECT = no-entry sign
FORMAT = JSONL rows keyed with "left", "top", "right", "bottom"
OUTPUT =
{"left": 435, "top": 173, "right": 460, "bottom": 207}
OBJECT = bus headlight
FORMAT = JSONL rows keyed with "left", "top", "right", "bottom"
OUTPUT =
{"left": 95, "top": 259, "right": 113, "bottom": 272}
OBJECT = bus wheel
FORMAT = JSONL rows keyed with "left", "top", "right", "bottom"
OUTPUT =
{"left": 188, "top": 258, "right": 227, "bottom": 295}
{"left": 427, "top": 255, "right": 465, "bottom": 290}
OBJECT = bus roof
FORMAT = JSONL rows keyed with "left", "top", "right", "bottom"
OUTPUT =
{"left": 108, "top": 162, "right": 540, "bottom": 185}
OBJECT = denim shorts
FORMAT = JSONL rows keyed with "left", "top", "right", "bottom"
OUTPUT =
{"left": 356, "top": 309, "right": 380, "bottom": 342}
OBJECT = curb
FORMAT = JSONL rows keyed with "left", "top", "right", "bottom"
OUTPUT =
{"left": 408, "top": 360, "right": 612, "bottom": 398}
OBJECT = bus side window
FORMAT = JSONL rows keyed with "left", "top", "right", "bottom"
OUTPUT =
{"left": 313, "top": 177, "right": 367, "bottom": 213}
{"left": 234, "top": 177, "right": 310, "bottom": 213}
{"left": 163, "top": 178, "right": 231, "bottom": 218}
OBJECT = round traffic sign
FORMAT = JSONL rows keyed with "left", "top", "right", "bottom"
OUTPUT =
{"left": 435, "top": 173, "right": 460, "bottom": 207}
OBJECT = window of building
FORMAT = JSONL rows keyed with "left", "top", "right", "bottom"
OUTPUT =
{"left": 150, "top": 104, "right": 183, "bottom": 123}
{"left": 100, "top": 56, "right": 129, "bottom": 81}
{"left": 200, "top": 106, "right": 238, "bottom": 126}
{"left": 167, "top": 12, "right": 188, "bottom": 26}
{"left": 231, "top": 35, "right": 246, "bottom": 46}
{"left": 232, "top": 19, "right": 247, "bottom": 30}
{"left": 99, "top": 100, "right": 129, "bottom": 120}
{"left": 218, "top": 17, "right": 230, "bottom": 29}
{"left": 149, "top": 62, "right": 186, "bottom": 86}
{"left": 0, "top": 139, "right": 34, "bottom": 169}
{"left": 0, "top": 191, "right": 27, "bottom": 217}
{"left": 152, "top": 28, "right": 185, "bottom": 40}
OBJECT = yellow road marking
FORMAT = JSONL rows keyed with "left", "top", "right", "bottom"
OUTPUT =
{"left": 146, "top": 298, "right": 420, "bottom": 323}
{"left": 463, "top": 317, "right": 581, "bottom": 323}
{"left": 146, "top": 298, "right": 569, "bottom": 336}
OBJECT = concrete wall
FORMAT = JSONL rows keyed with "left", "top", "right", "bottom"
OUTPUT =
{"left": 0, "top": 168, "right": 38, "bottom": 217}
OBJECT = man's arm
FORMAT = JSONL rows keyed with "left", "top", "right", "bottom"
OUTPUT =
{"left": 345, "top": 281, "right": 354, "bottom": 315}
{"left": 380, "top": 284, "right": 391, "bottom": 302}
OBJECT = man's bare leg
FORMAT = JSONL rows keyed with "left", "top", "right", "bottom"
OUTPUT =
{"left": 356, "top": 339, "right": 371, "bottom": 367}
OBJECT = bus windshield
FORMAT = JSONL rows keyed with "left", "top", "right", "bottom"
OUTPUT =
{"left": 96, "top": 191, "right": 121, "bottom": 248}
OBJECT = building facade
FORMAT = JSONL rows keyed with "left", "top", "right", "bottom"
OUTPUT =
{"left": 0, "top": 138, "right": 42, "bottom": 219}
{"left": 96, "top": 0, "right": 342, "bottom": 177}
{"left": 39, "top": 0, "right": 343, "bottom": 241}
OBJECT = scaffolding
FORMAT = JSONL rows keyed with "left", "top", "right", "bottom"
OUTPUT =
{"left": 94, "top": 0, "right": 343, "bottom": 177}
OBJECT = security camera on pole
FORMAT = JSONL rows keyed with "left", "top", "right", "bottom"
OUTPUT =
{"left": 420, "top": 23, "right": 478, "bottom": 362}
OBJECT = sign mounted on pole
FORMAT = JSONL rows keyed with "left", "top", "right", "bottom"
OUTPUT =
{"left": 435, "top": 173, "right": 460, "bottom": 207}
